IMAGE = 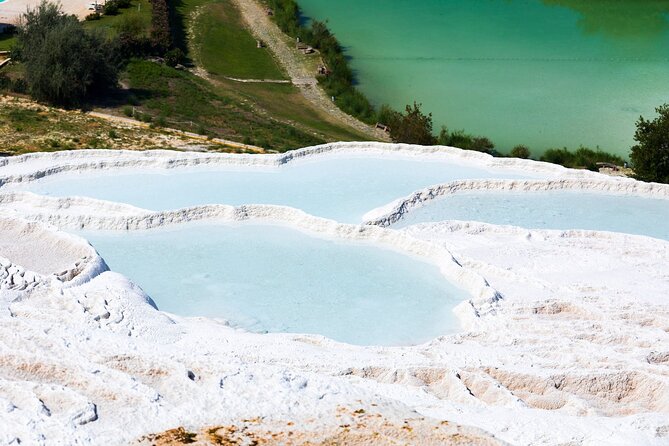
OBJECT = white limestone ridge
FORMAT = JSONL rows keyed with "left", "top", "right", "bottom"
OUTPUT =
{"left": 362, "top": 177, "right": 669, "bottom": 226}
{"left": 0, "top": 142, "right": 628, "bottom": 186}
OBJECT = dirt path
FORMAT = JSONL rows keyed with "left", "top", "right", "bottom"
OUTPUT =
{"left": 231, "top": 0, "right": 389, "bottom": 141}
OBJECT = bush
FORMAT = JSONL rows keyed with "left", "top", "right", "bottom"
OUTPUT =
{"left": 510, "top": 144, "right": 531, "bottom": 159}
{"left": 85, "top": 12, "right": 101, "bottom": 21}
{"left": 150, "top": 0, "right": 171, "bottom": 53}
{"left": 0, "top": 74, "right": 11, "bottom": 91}
{"left": 11, "top": 78, "right": 28, "bottom": 94}
{"left": 123, "top": 105, "right": 133, "bottom": 116}
{"left": 108, "top": 129, "right": 119, "bottom": 138}
{"left": 14, "top": 1, "right": 120, "bottom": 106}
{"left": 103, "top": 1, "right": 119, "bottom": 15}
{"left": 385, "top": 102, "right": 437, "bottom": 145}
{"left": 164, "top": 48, "right": 185, "bottom": 67}
{"left": 630, "top": 104, "right": 669, "bottom": 183}
{"left": 438, "top": 127, "right": 496, "bottom": 154}
{"left": 541, "top": 146, "right": 625, "bottom": 171}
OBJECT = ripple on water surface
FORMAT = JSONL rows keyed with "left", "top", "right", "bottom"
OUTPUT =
{"left": 80, "top": 224, "right": 468, "bottom": 346}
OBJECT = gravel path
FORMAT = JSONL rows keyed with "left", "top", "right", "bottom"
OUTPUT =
{"left": 231, "top": 0, "right": 389, "bottom": 141}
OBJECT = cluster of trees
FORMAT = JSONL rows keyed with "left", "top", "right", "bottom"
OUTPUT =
{"left": 7, "top": 0, "right": 178, "bottom": 106}
{"left": 12, "top": 2, "right": 120, "bottom": 106}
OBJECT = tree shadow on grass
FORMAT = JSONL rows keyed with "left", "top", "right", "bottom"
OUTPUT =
{"left": 85, "top": 86, "right": 156, "bottom": 110}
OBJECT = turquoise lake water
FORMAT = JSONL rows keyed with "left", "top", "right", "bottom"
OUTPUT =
{"left": 297, "top": 0, "right": 669, "bottom": 156}
{"left": 82, "top": 224, "right": 466, "bottom": 345}
{"left": 394, "top": 191, "right": 669, "bottom": 240}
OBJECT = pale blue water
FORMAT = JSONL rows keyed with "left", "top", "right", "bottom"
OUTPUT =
{"left": 25, "top": 156, "right": 539, "bottom": 222}
{"left": 297, "top": 0, "right": 669, "bottom": 156}
{"left": 82, "top": 224, "right": 467, "bottom": 345}
{"left": 395, "top": 191, "right": 669, "bottom": 240}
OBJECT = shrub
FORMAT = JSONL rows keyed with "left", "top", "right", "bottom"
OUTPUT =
{"left": 123, "top": 105, "right": 133, "bottom": 116}
{"left": 85, "top": 12, "right": 101, "bottom": 21}
{"left": 103, "top": 1, "right": 119, "bottom": 16}
{"left": 149, "top": 0, "right": 171, "bottom": 53}
{"left": 386, "top": 102, "right": 437, "bottom": 145}
{"left": 11, "top": 78, "right": 28, "bottom": 94}
{"left": 438, "top": 127, "right": 496, "bottom": 154}
{"left": 0, "top": 74, "right": 11, "bottom": 91}
{"left": 541, "top": 146, "right": 625, "bottom": 171}
{"left": 164, "top": 48, "right": 185, "bottom": 67}
{"left": 510, "top": 144, "right": 531, "bottom": 159}
{"left": 108, "top": 129, "right": 119, "bottom": 138}
{"left": 630, "top": 104, "right": 669, "bottom": 183}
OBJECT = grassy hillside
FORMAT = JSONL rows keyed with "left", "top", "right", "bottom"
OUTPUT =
{"left": 0, "top": 0, "right": 372, "bottom": 152}
{"left": 192, "top": 0, "right": 285, "bottom": 79}
{"left": 0, "top": 95, "right": 253, "bottom": 154}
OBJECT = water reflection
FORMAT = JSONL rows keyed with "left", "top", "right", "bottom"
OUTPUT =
{"left": 544, "top": 0, "right": 669, "bottom": 38}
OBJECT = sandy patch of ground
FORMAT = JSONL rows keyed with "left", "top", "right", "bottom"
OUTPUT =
{"left": 1, "top": 0, "right": 92, "bottom": 24}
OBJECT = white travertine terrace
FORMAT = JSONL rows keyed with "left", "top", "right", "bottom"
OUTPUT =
{"left": 362, "top": 178, "right": 669, "bottom": 226}
{"left": 0, "top": 217, "right": 106, "bottom": 291}
{"left": 0, "top": 142, "right": 627, "bottom": 187}
{"left": 0, "top": 143, "right": 668, "bottom": 445}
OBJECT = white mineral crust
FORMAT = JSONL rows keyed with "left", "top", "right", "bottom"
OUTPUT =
{"left": 0, "top": 143, "right": 667, "bottom": 445}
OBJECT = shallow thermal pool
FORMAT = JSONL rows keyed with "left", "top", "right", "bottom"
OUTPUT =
{"left": 81, "top": 224, "right": 467, "bottom": 345}
{"left": 23, "top": 155, "right": 539, "bottom": 223}
{"left": 394, "top": 191, "right": 669, "bottom": 240}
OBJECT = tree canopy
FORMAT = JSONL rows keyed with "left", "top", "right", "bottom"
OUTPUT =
{"left": 14, "top": 1, "right": 120, "bottom": 107}
{"left": 630, "top": 104, "right": 669, "bottom": 183}
{"left": 380, "top": 102, "right": 437, "bottom": 145}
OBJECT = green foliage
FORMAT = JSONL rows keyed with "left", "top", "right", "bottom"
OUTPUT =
{"left": 383, "top": 102, "right": 437, "bottom": 145}
{"left": 123, "top": 105, "right": 133, "bottom": 116}
{"left": 164, "top": 47, "right": 185, "bottom": 67}
{"left": 104, "top": 1, "right": 120, "bottom": 16}
{"left": 124, "top": 59, "right": 323, "bottom": 151}
{"left": 11, "top": 78, "right": 28, "bottom": 94}
{"left": 14, "top": 1, "right": 120, "bottom": 106}
{"left": 85, "top": 13, "right": 102, "bottom": 21}
{"left": 510, "top": 144, "right": 531, "bottom": 159}
{"left": 630, "top": 104, "right": 669, "bottom": 183}
{"left": 541, "top": 146, "right": 625, "bottom": 171}
{"left": 193, "top": 0, "right": 285, "bottom": 80}
{"left": 438, "top": 127, "right": 496, "bottom": 154}
{"left": 265, "top": 0, "right": 376, "bottom": 123}
{"left": 149, "top": 0, "right": 171, "bottom": 53}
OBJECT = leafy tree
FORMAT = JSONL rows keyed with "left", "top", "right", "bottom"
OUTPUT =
{"left": 630, "top": 104, "right": 669, "bottom": 183}
{"left": 510, "top": 144, "right": 531, "bottom": 159}
{"left": 387, "top": 102, "right": 437, "bottom": 145}
{"left": 14, "top": 1, "right": 119, "bottom": 106}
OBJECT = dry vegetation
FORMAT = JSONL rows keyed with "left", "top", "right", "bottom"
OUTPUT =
{"left": 0, "top": 95, "right": 258, "bottom": 154}
{"left": 136, "top": 407, "right": 503, "bottom": 446}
